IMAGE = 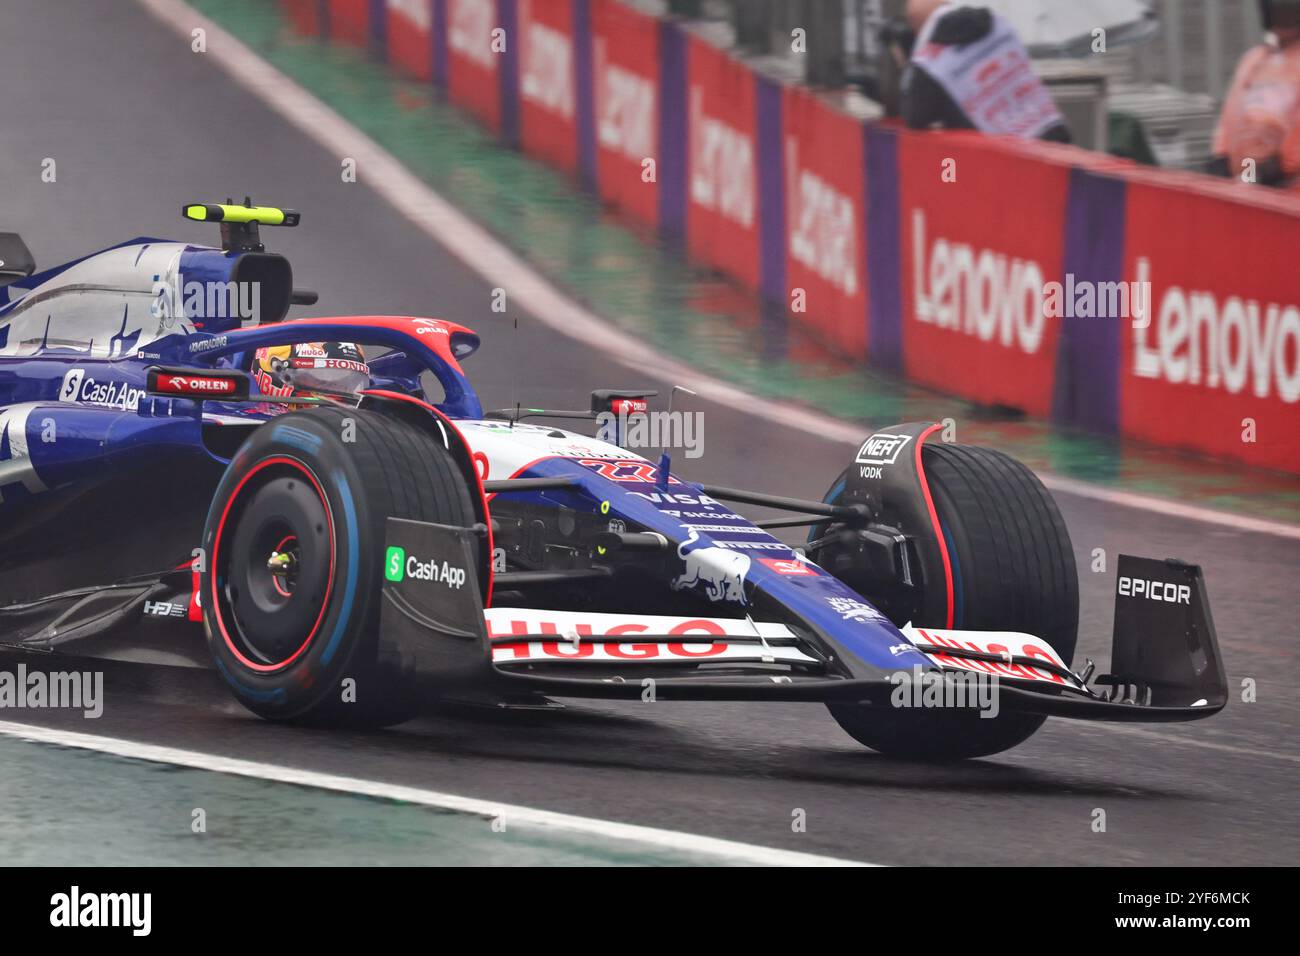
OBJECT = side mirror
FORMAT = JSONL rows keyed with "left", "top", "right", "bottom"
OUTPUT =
{"left": 0, "top": 233, "right": 35, "bottom": 289}
{"left": 591, "top": 388, "right": 658, "bottom": 416}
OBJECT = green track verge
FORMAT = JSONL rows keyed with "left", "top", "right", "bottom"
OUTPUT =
{"left": 0, "top": 734, "right": 765, "bottom": 866}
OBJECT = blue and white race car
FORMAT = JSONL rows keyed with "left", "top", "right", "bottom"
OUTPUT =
{"left": 0, "top": 203, "right": 1227, "bottom": 760}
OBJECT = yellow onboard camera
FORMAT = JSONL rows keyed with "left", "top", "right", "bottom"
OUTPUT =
{"left": 182, "top": 198, "right": 300, "bottom": 252}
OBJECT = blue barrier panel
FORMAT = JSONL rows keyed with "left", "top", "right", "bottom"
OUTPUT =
{"left": 657, "top": 21, "right": 688, "bottom": 243}
{"left": 574, "top": 0, "right": 598, "bottom": 191}
{"left": 498, "top": 0, "right": 520, "bottom": 148}
{"left": 865, "top": 123, "right": 903, "bottom": 371}
{"left": 432, "top": 0, "right": 448, "bottom": 88}
{"left": 1054, "top": 168, "right": 1127, "bottom": 432}
{"left": 369, "top": 0, "right": 387, "bottom": 59}
{"left": 757, "top": 75, "right": 786, "bottom": 306}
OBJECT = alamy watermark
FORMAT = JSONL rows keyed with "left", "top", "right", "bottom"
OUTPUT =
{"left": 890, "top": 665, "right": 1000, "bottom": 718}
{"left": 596, "top": 408, "right": 705, "bottom": 459}
{"left": 0, "top": 664, "right": 103, "bottom": 718}
{"left": 50, "top": 886, "right": 150, "bottom": 936}
{"left": 151, "top": 279, "right": 262, "bottom": 324}
{"left": 1043, "top": 274, "right": 1151, "bottom": 325}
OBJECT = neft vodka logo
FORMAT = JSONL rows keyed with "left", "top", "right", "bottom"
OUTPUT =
{"left": 50, "top": 887, "right": 150, "bottom": 936}
{"left": 856, "top": 432, "right": 912, "bottom": 466}
{"left": 520, "top": 8, "right": 574, "bottom": 119}
{"left": 449, "top": 0, "right": 495, "bottom": 67}
{"left": 689, "top": 87, "right": 755, "bottom": 228}
{"left": 1131, "top": 258, "right": 1300, "bottom": 402}
{"left": 911, "top": 209, "right": 1047, "bottom": 354}
{"left": 786, "top": 139, "right": 858, "bottom": 296}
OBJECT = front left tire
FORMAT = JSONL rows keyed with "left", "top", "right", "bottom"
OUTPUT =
{"left": 202, "top": 406, "right": 479, "bottom": 727}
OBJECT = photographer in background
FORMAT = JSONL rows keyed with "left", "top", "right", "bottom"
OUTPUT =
{"left": 1210, "top": 0, "right": 1300, "bottom": 191}
{"left": 879, "top": 0, "right": 1071, "bottom": 144}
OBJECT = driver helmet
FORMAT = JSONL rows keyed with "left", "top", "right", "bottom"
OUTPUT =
{"left": 252, "top": 342, "right": 370, "bottom": 401}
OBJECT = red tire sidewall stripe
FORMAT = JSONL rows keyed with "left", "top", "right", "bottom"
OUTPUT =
{"left": 914, "top": 424, "right": 955, "bottom": 629}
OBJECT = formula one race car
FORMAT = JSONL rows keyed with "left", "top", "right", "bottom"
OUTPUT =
{"left": 0, "top": 203, "right": 1227, "bottom": 760}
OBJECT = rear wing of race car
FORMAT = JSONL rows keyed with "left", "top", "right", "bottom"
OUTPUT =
{"left": 374, "top": 518, "right": 1227, "bottom": 721}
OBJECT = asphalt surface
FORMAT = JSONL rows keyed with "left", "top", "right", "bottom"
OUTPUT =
{"left": 1, "top": 0, "right": 1297, "bottom": 866}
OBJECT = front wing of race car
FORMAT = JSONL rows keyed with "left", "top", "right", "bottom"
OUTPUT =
{"left": 377, "top": 518, "right": 1228, "bottom": 723}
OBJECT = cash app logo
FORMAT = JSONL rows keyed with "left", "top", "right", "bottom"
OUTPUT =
{"left": 384, "top": 546, "right": 405, "bottom": 582}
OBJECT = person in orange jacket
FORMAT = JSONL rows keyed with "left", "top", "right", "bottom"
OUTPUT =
{"left": 1210, "top": 0, "right": 1300, "bottom": 190}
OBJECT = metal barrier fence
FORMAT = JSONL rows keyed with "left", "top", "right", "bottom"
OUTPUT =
{"left": 691, "top": 0, "right": 1270, "bottom": 168}
{"left": 706, "top": 0, "right": 1263, "bottom": 102}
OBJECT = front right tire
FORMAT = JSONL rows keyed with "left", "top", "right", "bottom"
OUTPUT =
{"left": 819, "top": 443, "right": 1079, "bottom": 761}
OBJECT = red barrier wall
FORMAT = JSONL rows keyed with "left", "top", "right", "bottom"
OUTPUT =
{"left": 591, "top": 0, "right": 659, "bottom": 226}
{"left": 283, "top": 0, "right": 324, "bottom": 36}
{"left": 387, "top": 0, "right": 434, "bottom": 81}
{"left": 447, "top": 0, "right": 502, "bottom": 131}
{"left": 782, "top": 89, "right": 868, "bottom": 357}
{"left": 327, "top": 0, "right": 370, "bottom": 47}
{"left": 685, "top": 35, "right": 760, "bottom": 290}
{"left": 517, "top": 0, "right": 579, "bottom": 174}
{"left": 1119, "top": 170, "right": 1300, "bottom": 473}
{"left": 898, "top": 131, "right": 1070, "bottom": 417}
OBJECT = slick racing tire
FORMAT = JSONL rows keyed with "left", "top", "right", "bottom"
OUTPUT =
{"left": 822, "top": 444, "right": 1078, "bottom": 761}
{"left": 201, "top": 406, "right": 479, "bottom": 728}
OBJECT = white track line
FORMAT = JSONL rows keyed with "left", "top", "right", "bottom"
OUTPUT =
{"left": 138, "top": 0, "right": 1300, "bottom": 542}
{"left": 1079, "top": 723, "right": 1300, "bottom": 765}
{"left": 1040, "top": 474, "right": 1300, "bottom": 541}
{"left": 0, "top": 720, "right": 867, "bottom": 866}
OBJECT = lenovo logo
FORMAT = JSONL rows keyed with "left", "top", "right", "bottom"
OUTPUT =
{"left": 911, "top": 209, "right": 1047, "bottom": 355}
{"left": 521, "top": 15, "right": 574, "bottom": 119}
{"left": 689, "top": 88, "right": 755, "bottom": 228}
{"left": 1131, "top": 257, "right": 1300, "bottom": 403}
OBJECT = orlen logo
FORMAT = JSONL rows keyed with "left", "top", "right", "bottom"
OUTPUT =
{"left": 609, "top": 397, "right": 648, "bottom": 415}
{"left": 856, "top": 432, "right": 912, "bottom": 466}
{"left": 154, "top": 373, "right": 240, "bottom": 397}
{"left": 911, "top": 209, "right": 1047, "bottom": 355}
{"left": 186, "top": 378, "right": 229, "bottom": 392}
{"left": 1131, "top": 257, "right": 1300, "bottom": 403}
{"left": 786, "top": 139, "right": 857, "bottom": 296}
{"left": 520, "top": 13, "right": 574, "bottom": 119}
{"left": 689, "top": 87, "right": 754, "bottom": 228}
{"left": 597, "top": 59, "right": 654, "bottom": 161}
{"left": 449, "top": 0, "right": 495, "bottom": 68}
{"left": 1118, "top": 575, "right": 1191, "bottom": 605}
